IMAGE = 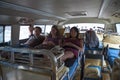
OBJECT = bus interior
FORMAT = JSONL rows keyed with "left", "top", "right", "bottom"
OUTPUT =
{"left": 0, "top": 0, "right": 120, "bottom": 80}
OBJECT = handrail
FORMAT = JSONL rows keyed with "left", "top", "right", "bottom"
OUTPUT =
{"left": 0, "top": 46, "right": 65, "bottom": 80}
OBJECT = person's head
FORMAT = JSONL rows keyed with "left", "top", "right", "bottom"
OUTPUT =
{"left": 34, "top": 27, "right": 42, "bottom": 36}
{"left": 70, "top": 27, "right": 79, "bottom": 38}
{"left": 49, "top": 25, "right": 60, "bottom": 37}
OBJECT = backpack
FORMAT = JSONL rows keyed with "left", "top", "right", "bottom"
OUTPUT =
{"left": 85, "top": 30, "right": 99, "bottom": 48}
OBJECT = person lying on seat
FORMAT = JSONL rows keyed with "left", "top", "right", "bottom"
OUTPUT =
{"left": 61, "top": 27, "right": 83, "bottom": 67}
{"left": 35, "top": 25, "right": 61, "bottom": 49}
{"left": 22, "top": 26, "right": 45, "bottom": 48}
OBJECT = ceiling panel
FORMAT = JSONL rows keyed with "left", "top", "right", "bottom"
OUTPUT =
{"left": 99, "top": 0, "right": 120, "bottom": 18}
{"left": 0, "top": 0, "right": 102, "bottom": 18}
{"left": 1, "top": 0, "right": 120, "bottom": 24}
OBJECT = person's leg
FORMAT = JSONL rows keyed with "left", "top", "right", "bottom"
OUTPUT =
{"left": 61, "top": 51, "right": 74, "bottom": 61}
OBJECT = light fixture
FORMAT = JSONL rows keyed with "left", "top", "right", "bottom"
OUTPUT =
{"left": 17, "top": 17, "right": 34, "bottom": 24}
{"left": 65, "top": 11, "right": 87, "bottom": 17}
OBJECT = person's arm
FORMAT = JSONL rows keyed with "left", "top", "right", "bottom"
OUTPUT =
{"left": 79, "top": 39, "right": 84, "bottom": 51}
{"left": 63, "top": 39, "right": 83, "bottom": 51}
{"left": 72, "top": 40, "right": 84, "bottom": 52}
{"left": 42, "top": 37, "right": 48, "bottom": 44}
{"left": 58, "top": 36, "right": 64, "bottom": 46}
{"left": 29, "top": 25, "right": 34, "bottom": 36}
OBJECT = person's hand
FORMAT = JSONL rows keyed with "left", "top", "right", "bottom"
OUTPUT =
{"left": 79, "top": 48, "right": 84, "bottom": 52}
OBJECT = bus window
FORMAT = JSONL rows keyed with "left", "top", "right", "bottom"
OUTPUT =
{"left": 45, "top": 25, "right": 52, "bottom": 35}
{"left": 0, "top": 26, "right": 3, "bottom": 43}
{"left": 19, "top": 25, "right": 52, "bottom": 40}
{"left": 34, "top": 25, "right": 52, "bottom": 35}
{"left": 5, "top": 26, "right": 11, "bottom": 42}
{"left": 116, "top": 24, "right": 120, "bottom": 35}
{"left": 65, "top": 23, "right": 105, "bottom": 33}
{"left": 19, "top": 26, "right": 29, "bottom": 40}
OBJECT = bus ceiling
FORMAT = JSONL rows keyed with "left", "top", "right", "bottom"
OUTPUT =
{"left": 0, "top": 0, "right": 120, "bottom": 25}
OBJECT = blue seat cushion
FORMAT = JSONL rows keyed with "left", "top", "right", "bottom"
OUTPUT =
{"left": 68, "top": 59, "right": 78, "bottom": 77}
{"left": 107, "top": 48, "right": 120, "bottom": 66}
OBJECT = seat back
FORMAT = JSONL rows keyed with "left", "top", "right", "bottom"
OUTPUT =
{"left": 83, "top": 54, "right": 103, "bottom": 80}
